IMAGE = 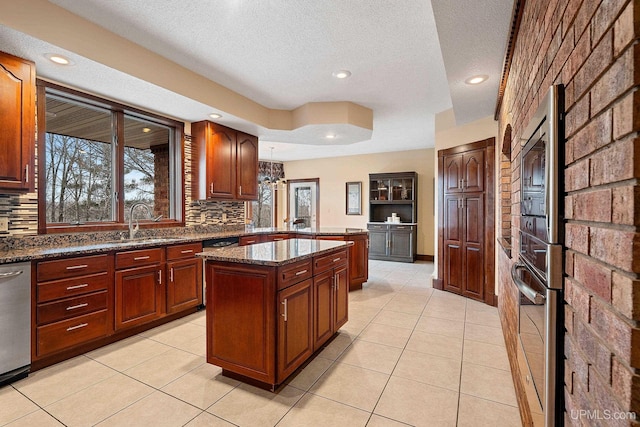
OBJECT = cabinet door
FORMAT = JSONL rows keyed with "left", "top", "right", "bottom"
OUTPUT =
{"left": 313, "top": 270, "right": 334, "bottom": 350}
{"left": 167, "top": 258, "right": 202, "bottom": 314}
{"left": 236, "top": 132, "right": 259, "bottom": 201}
{"left": 443, "top": 154, "right": 463, "bottom": 193}
{"left": 115, "top": 265, "right": 164, "bottom": 330}
{"left": 368, "top": 229, "right": 388, "bottom": 257}
{"left": 443, "top": 195, "right": 463, "bottom": 293}
{"left": 206, "top": 123, "right": 236, "bottom": 199}
{"left": 348, "top": 235, "right": 368, "bottom": 289}
{"left": 0, "top": 52, "right": 35, "bottom": 192}
{"left": 389, "top": 229, "right": 413, "bottom": 259}
{"left": 462, "top": 149, "right": 484, "bottom": 192}
{"left": 333, "top": 265, "right": 349, "bottom": 331}
{"left": 277, "top": 278, "right": 313, "bottom": 381}
{"left": 462, "top": 194, "right": 484, "bottom": 300}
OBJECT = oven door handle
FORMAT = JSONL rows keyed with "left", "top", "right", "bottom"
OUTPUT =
{"left": 511, "top": 263, "right": 546, "bottom": 305}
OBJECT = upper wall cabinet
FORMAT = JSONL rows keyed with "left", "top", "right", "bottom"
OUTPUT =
{"left": 192, "top": 121, "right": 258, "bottom": 201}
{"left": 0, "top": 51, "right": 35, "bottom": 192}
{"left": 443, "top": 149, "right": 485, "bottom": 194}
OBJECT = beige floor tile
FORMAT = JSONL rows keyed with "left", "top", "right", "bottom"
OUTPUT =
{"left": 338, "top": 340, "right": 403, "bottom": 374}
{"left": 464, "top": 323, "right": 506, "bottom": 347}
{"left": 143, "top": 322, "right": 206, "bottom": 348}
{"left": 349, "top": 289, "right": 396, "bottom": 308}
{"left": 4, "top": 409, "right": 65, "bottom": 427}
{"left": 426, "top": 297, "right": 467, "bottom": 312}
{"left": 460, "top": 362, "right": 518, "bottom": 407}
{"left": 457, "top": 393, "right": 521, "bottom": 426}
{"left": 422, "top": 304, "right": 466, "bottom": 322}
{"left": 405, "top": 331, "right": 463, "bottom": 359}
{"left": 123, "top": 348, "right": 204, "bottom": 388}
{"left": 184, "top": 411, "right": 236, "bottom": 427}
{"left": 86, "top": 335, "right": 173, "bottom": 371}
{"left": 286, "top": 356, "right": 334, "bottom": 391}
{"left": 338, "top": 318, "right": 369, "bottom": 336}
{"left": 392, "top": 350, "right": 461, "bottom": 391}
{"left": 374, "top": 376, "right": 458, "bottom": 427}
{"left": 358, "top": 322, "right": 413, "bottom": 348}
{"left": 414, "top": 316, "right": 464, "bottom": 338}
{"left": 45, "top": 373, "right": 154, "bottom": 426}
{"left": 366, "top": 414, "right": 413, "bottom": 426}
{"left": 348, "top": 303, "right": 383, "bottom": 322}
{"left": 179, "top": 335, "right": 207, "bottom": 357}
{"left": 207, "top": 384, "right": 304, "bottom": 427}
{"left": 96, "top": 390, "right": 201, "bottom": 427}
{"left": 465, "top": 308, "right": 501, "bottom": 328}
{"left": 382, "top": 299, "right": 427, "bottom": 315}
{"left": 309, "top": 362, "right": 389, "bottom": 412}
{"left": 13, "top": 356, "right": 117, "bottom": 407}
{"left": 463, "top": 339, "right": 511, "bottom": 371}
{"left": 318, "top": 331, "right": 356, "bottom": 360}
{"left": 186, "top": 310, "right": 207, "bottom": 327}
{"left": 161, "top": 363, "right": 239, "bottom": 409}
{"left": 465, "top": 299, "right": 498, "bottom": 313}
{"left": 0, "top": 387, "right": 40, "bottom": 424}
{"left": 372, "top": 310, "right": 419, "bottom": 329}
{"left": 277, "top": 393, "right": 370, "bottom": 427}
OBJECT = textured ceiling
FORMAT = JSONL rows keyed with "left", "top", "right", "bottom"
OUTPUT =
{"left": 0, "top": 0, "right": 513, "bottom": 161}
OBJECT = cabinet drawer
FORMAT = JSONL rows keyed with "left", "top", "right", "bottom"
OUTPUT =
{"left": 390, "top": 225, "right": 414, "bottom": 232}
{"left": 37, "top": 254, "right": 109, "bottom": 282}
{"left": 116, "top": 248, "right": 163, "bottom": 269}
{"left": 265, "top": 233, "right": 292, "bottom": 242}
{"left": 37, "top": 272, "right": 109, "bottom": 303}
{"left": 167, "top": 242, "right": 202, "bottom": 260}
{"left": 367, "top": 224, "right": 388, "bottom": 231}
{"left": 37, "top": 291, "right": 108, "bottom": 325}
{"left": 314, "top": 250, "right": 348, "bottom": 274}
{"left": 239, "top": 235, "right": 262, "bottom": 246}
{"left": 278, "top": 259, "right": 312, "bottom": 290}
{"left": 36, "top": 310, "right": 109, "bottom": 357}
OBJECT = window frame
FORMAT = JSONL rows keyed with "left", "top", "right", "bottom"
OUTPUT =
{"left": 36, "top": 80, "right": 185, "bottom": 234}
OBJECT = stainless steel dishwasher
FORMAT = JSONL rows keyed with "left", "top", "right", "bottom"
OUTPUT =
{"left": 0, "top": 262, "right": 31, "bottom": 386}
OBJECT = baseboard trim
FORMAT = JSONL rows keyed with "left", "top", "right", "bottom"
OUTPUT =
{"left": 416, "top": 254, "right": 434, "bottom": 261}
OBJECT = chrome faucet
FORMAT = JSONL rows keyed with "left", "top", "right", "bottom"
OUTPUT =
{"left": 128, "top": 202, "right": 162, "bottom": 239}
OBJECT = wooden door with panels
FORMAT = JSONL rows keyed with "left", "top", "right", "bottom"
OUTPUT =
{"left": 436, "top": 138, "right": 495, "bottom": 306}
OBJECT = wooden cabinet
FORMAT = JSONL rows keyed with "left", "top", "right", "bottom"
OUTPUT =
{"left": 166, "top": 242, "right": 202, "bottom": 314}
{"left": 34, "top": 254, "right": 113, "bottom": 359}
{"left": 277, "top": 278, "right": 313, "bottom": 380}
{"left": 437, "top": 138, "right": 495, "bottom": 305}
{"left": 443, "top": 149, "right": 485, "bottom": 193}
{"left": 205, "top": 246, "right": 349, "bottom": 388}
{"left": 314, "top": 234, "right": 368, "bottom": 290}
{"left": 192, "top": 121, "right": 258, "bottom": 201}
{"left": 239, "top": 234, "right": 264, "bottom": 246}
{"left": 115, "top": 248, "right": 165, "bottom": 330}
{"left": 367, "top": 223, "right": 416, "bottom": 262}
{"left": 0, "top": 51, "right": 35, "bottom": 192}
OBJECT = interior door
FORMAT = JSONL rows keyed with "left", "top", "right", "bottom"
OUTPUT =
{"left": 288, "top": 179, "right": 318, "bottom": 228}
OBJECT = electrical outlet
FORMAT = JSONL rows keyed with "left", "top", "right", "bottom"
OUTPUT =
{"left": 0, "top": 217, "right": 8, "bottom": 232}
{"left": 222, "top": 213, "right": 227, "bottom": 222}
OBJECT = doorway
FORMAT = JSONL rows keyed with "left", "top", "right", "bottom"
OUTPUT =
{"left": 287, "top": 178, "right": 319, "bottom": 228}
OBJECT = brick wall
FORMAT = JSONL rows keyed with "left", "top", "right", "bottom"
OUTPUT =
{"left": 497, "top": 0, "right": 640, "bottom": 425}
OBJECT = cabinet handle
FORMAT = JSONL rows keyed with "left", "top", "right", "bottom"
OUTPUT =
{"left": 158, "top": 269, "right": 162, "bottom": 284}
{"left": 134, "top": 256, "right": 150, "bottom": 261}
{"left": 246, "top": 240, "right": 256, "bottom": 244}
{"left": 335, "top": 274, "right": 339, "bottom": 291}
{"left": 66, "top": 264, "right": 88, "bottom": 271}
{"left": 66, "top": 303, "right": 89, "bottom": 311}
{"left": 180, "top": 249, "right": 193, "bottom": 254}
{"left": 459, "top": 179, "right": 463, "bottom": 189}
{"left": 281, "top": 299, "right": 288, "bottom": 322}
{"left": 367, "top": 239, "right": 369, "bottom": 249}
{"left": 25, "top": 164, "right": 29, "bottom": 183}
{"left": 170, "top": 267, "right": 174, "bottom": 282}
{"left": 66, "top": 323, "right": 88, "bottom": 332}
{"left": 273, "top": 238, "right": 284, "bottom": 241}
{"left": 0, "top": 271, "right": 23, "bottom": 278}
{"left": 333, "top": 258, "right": 341, "bottom": 263}
{"left": 210, "top": 182, "right": 214, "bottom": 194}
{"left": 396, "top": 226, "right": 406, "bottom": 229}
{"left": 67, "top": 283, "right": 89, "bottom": 290}
{"left": 239, "top": 185, "right": 242, "bottom": 196}
{"left": 295, "top": 269, "right": 308, "bottom": 276}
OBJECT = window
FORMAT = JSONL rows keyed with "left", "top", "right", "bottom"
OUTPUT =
{"left": 38, "top": 81, "right": 184, "bottom": 232}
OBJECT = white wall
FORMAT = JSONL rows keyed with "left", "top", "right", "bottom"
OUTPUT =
{"left": 281, "top": 149, "right": 435, "bottom": 256}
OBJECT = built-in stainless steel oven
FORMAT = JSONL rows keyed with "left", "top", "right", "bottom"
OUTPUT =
{"left": 511, "top": 84, "right": 564, "bottom": 427}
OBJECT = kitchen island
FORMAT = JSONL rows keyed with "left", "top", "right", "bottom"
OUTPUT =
{"left": 197, "top": 238, "right": 351, "bottom": 390}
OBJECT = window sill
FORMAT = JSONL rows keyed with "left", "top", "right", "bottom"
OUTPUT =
{"left": 43, "top": 220, "right": 184, "bottom": 235}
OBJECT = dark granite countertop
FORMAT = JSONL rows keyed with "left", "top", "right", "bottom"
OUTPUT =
{"left": 196, "top": 238, "right": 352, "bottom": 267}
{"left": 0, "top": 226, "right": 367, "bottom": 264}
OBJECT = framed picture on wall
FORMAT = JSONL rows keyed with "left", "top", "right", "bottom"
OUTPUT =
{"left": 346, "top": 181, "right": 362, "bottom": 215}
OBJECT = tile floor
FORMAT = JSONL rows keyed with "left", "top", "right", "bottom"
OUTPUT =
{"left": 0, "top": 261, "right": 521, "bottom": 426}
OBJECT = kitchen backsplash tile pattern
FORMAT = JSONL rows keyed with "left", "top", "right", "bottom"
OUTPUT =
{"left": 0, "top": 193, "right": 38, "bottom": 236}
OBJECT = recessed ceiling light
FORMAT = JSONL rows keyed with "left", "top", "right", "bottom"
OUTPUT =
{"left": 142, "top": 127, "right": 151, "bottom": 133}
{"left": 332, "top": 70, "right": 351, "bottom": 79}
{"left": 465, "top": 75, "right": 489, "bottom": 85}
{"left": 326, "top": 134, "right": 336, "bottom": 139}
{"left": 209, "top": 113, "right": 222, "bottom": 119}
{"left": 45, "top": 53, "right": 72, "bottom": 65}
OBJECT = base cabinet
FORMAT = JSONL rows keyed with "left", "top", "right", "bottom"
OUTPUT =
{"left": 167, "top": 243, "right": 203, "bottom": 313}
{"left": 115, "top": 265, "right": 164, "bottom": 330}
{"left": 206, "top": 246, "right": 349, "bottom": 388}
{"left": 367, "top": 223, "right": 416, "bottom": 262}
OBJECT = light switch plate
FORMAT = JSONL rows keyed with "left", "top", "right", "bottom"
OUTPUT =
{"left": 222, "top": 213, "right": 227, "bottom": 222}
{"left": 0, "top": 217, "right": 8, "bottom": 232}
